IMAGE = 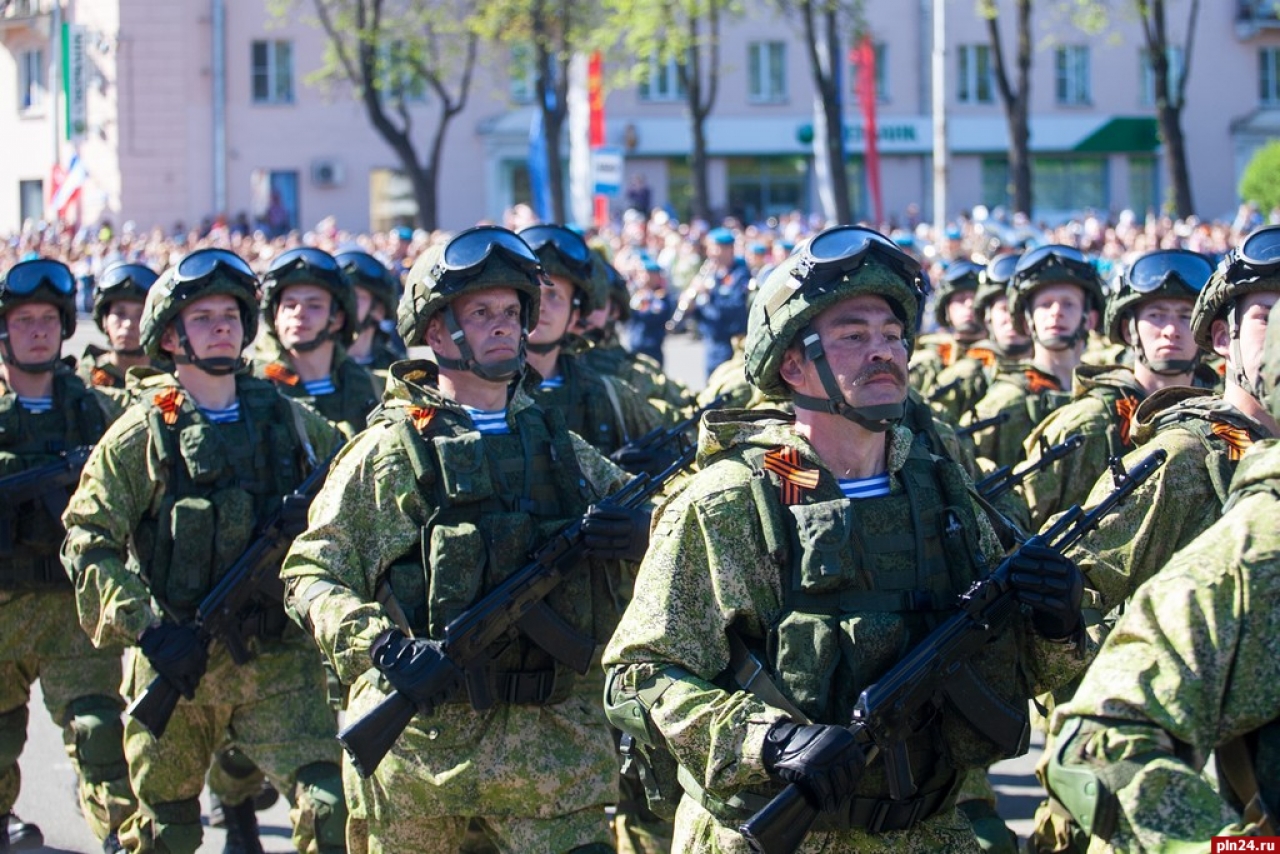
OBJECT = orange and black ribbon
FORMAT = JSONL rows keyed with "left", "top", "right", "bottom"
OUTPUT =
{"left": 263, "top": 362, "right": 300, "bottom": 386}
{"left": 937, "top": 341, "right": 954, "bottom": 368}
{"left": 153, "top": 389, "right": 185, "bottom": 426}
{"left": 1211, "top": 422, "right": 1255, "bottom": 461}
{"left": 762, "top": 446, "right": 821, "bottom": 505}
{"left": 407, "top": 405, "right": 436, "bottom": 433}
{"left": 1025, "top": 370, "right": 1062, "bottom": 395}
{"left": 90, "top": 367, "right": 114, "bottom": 388}
{"left": 967, "top": 347, "right": 997, "bottom": 370}
{"left": 1115, "top": 395, "right": 1139, "bottom": 447}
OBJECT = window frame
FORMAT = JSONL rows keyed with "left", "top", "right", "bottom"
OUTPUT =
{"left": 747, "top": 40, "right": 788, "bottom": 104}
{"left": 251, "top": 39, "right": 295, "bottom": 105}
{"left": 956, "top": 44, "right": 995, "bottom": 105}
{"left": 1055, "top": 45, "right": 1091, "bottom": 106}
{"left": 637, "top": 53, "right": 687, "bottom": 103}
{"left": 18, "top": 48, "right": 46, "bottom": 112}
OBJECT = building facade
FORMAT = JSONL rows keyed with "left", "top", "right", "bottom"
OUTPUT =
{"left": 2, "top": 0, "right": 1278, "bottom": 234}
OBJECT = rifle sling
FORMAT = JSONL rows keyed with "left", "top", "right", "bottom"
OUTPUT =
{"left": 727, "top": 631, "right": 811, "bottom": 724}
{"left": 1217, "top": 735, "right": 1278, "bottom": 836}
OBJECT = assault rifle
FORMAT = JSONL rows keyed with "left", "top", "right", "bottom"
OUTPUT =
{"left": 739, "top": 448, "right": 1168, "bottom": 854}
{"left": 976, "top": 434, "right": 1086, "bottom": 502}
{"left": 615, "top": 394, "right": 725, "bottom": 462}
{"left": 0, "top": 446, "right": 93, "bottom": 554}
{"left": 955, "top": 410, "right": 1010, "bottom": 440}
{"left": 925, "top": 377, "right": 962, "bottom": 404}
{"left": 339, "top": 445, "right": 697, "bottom": 779}
{"left": 127, "top": 449, "right": 340, "bottom": 738}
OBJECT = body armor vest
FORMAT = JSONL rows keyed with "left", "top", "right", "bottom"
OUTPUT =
{"left": 531, "top": 356, "right": 628, "bottom": 454}
{"left": 378, "top": 399, "right": 596, "bottom": 705}
{"left": 744, "top": 441, "right": 1028, "bottom": 804}
{"left": 263, "top": 356, "right": 378, "bottom": 434}
{"left": 1078, "top": 376, "right": 1145, "bottom": 461}
{"left": 133, "top": 375, "right": 310, "bottom": 623}
{"left": 78, "top": 345, "right": 127, "bottom": 390}
{"left": 0, "top": 368, "right": 107, "bottom": 588}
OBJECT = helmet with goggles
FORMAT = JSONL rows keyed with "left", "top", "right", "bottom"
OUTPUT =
{"left": 518, "top": 224, "right": 596, "bottom": 314}
{"left": 335, "top": 249, "right": 400, "bottom": 322}
{"left": 140, "top": 249, "right": 260, "bottom": 374}
{"left": 1008, "top": 244, "right": 1105, "bottom": 344}
{"left": 932, "top": 258, "right": 984, "bottom": 330}
{"left": 93, "top": 262, "right": 159, "bottom": 331}
{"left": 260, "top": 247, "right": 360, "bottom": 348}
{"left": 0, "top": 258, "right": 78, "bottom": 372}
{"left": 1106, "top": 249, "right": 1210, "bottom": 375}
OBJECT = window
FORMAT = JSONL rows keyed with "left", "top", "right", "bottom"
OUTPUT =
{"left": 747, "top": 41, "right": 786, "bottom": 103}
{"left": 509, "top": 44, "right": 535, "bottom": 104}
{"left": 1140, "top": 47, "right": 1184, "bottom": 106}
{"left": 1128, "top": 155, "right": 1159, "bottom": 216}
{"left": 981, "top": 155, "right": 1108, "bottom": 214}
{"left": 378, "top": 41, "right": 427, "bottom": 104}
{"left": 251, "top": 40, "right": 294, "bottom": 104}
{"left": 19, "top": 180, "right": 43, "bottom": 224}
{"left": 726, "top": 156, "right": 808, "bottom": 224}
{"left": 1261, "top": 47, "right": 1280, "bottom": 106}
{"left": 957, "top": 44, "right": 994, "bottom": 104}
{"left": 1055, "top": 46, "right": 1091, "bottom": 106}
{"left": 850, "top": 42, "right": 890, "bottom": 104}
{"left": 638, "top": 54, "right": 686, "bottom": 102}
{"left": 18, "top": 49, "right": 45, "bottom": 111}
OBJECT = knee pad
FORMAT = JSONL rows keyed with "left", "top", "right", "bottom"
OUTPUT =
{"left": 295, "top": 761, "right": 348, "bottom": 852}
{"left": 215, "top": 746, "right": 260, "bottom": 780}
{"left": 0, "top": 706, "right": 29, "bottom": 769}
{"left": 150, "top": 798, "right": 203, "bottom": 853}
{"left": 67, "top": 695, "right": 127, "bottom": 784}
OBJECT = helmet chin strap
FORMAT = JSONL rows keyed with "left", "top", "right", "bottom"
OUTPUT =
{"left": 113, "top": 344, "right": 146, "bottom": 357}
{"left": 788, "top": 329, "right": 903, "bottom": 433}
{"left": 1029, "top": 311, "right": 1089, "bottom": 352}
{"left": 1226, "top": 305, "right": 1267, "bottom": 399}
{"left": 0, "top": 322, "right": 62, "bottom": 374}
{"left": 1127, "top": 317, "right": 1197, "bottom": 377}
{"left": 170, "top": 317, "right": 243, "bottom": 376}
{"left": 434, "top": 304, "right": 525, "bottom": 382}
{"left": 286, "top": 310, "right": 339, "bottom": 353}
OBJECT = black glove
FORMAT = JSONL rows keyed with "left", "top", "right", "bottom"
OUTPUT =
{"left": 138, "top": 622, "right": 208, "bottom": 701}
{"left": 609, "top": 445, "right": 668, "bottom": 477}
{"left": 1008, "top": 542, "right": 1084, "bottom": 640}
{"left": 761, "top": 721, "right": 866, "bottom": 813}
{"left": 369, "top": 630, "right": 463, "bottom": 714}
{"left": 581, "top": 504, "right": 651, "bottom": 562}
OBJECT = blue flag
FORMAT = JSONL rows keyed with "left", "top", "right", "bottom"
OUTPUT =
{"left": 528, "top": 104, "right": 552, "bottom": 221}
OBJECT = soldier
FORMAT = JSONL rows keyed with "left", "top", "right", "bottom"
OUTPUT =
{"left": 280, "top": 226, "right": 650, "bottom": 853}
{"left": 675, "top": 227, "right": 752, "bottom": 380}
{"left": 60, "top": 248, "right": 348, "bottom": 854}
{"left": 78, "top": 262, "right": 162, "bottom": 401}
{"left": 516, "top": 225, "right": 664, "bottom": 466}
{"left": 1020, "top": 249, "right": 1214, "bottom": 531}
{"left": 0, "top": 259, "right": 133, "bottom": 852}
{"left": 602, "top": 225, "right": 1088, "bottom": 853}
{"left": 962, "top": 245, "right": 1104, "bottom": 471}
{"left": 910, "top": 258, "right": 986, "bottom": 397}
{"left": 337, "top": 249, "right": 406, "bottom": 375}
{"left": 1043, "top": 300, "right": 1280, "bottom": 852}
{"left": 254, "top": 247, "right": 379, "bottom": 437}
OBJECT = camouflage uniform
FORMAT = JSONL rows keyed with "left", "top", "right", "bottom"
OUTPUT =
{"left": 60, "top": 254, "right": 348, "bottom": 854}
{"left": 962, "top": 363, "right": 1071, "bottom": 472}
{"left": 0, "top": 259, "right": 133, "bottom": 848}
{"left": 927, "top": 341, "right": 1001, "bottom": 426}
{"left": 531, "top": 352, "right": 664, "bottom": 456}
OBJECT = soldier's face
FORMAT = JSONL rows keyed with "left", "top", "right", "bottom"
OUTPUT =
{"left": 427, "top": 287, "right": 523, "bottom": 366}
{"left": 275, "top": 284, "right": 343, "bottom": 349}
{"left": 104, "top": 299, "right": 145, "bottom": 352}
{"left": 2, "top": 303, "right": 62, "bottom": 365}
{"left": 945, "top": 291, "right": 981, "bottom": 335}
{"left": 355, "top": 285, "right": 375, "bottom": 325}
{"left": 782, "top": 294, "right": 908, "bottom": 409}
{"left": 528, "top": 275, "right": 579, "bottom": 346}
{"left": 164, "top": 294, "right": 244, "bottom": 359}
{"left": 986, "top": 296, "right": 1030, "bottom": 350}
{"left": 1214, "top": 291, "right": 1279, "bottom": 386}
{"left": 1029, "top": 283, "right": 1091, "bottom": 343}
{"left": 1131, "top": 298, "right": 1197, "bottom": 364}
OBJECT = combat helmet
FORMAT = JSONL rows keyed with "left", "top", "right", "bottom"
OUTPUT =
{"left": 335, "top": 249, "right": 400, "bottom": 329}
{"left": 1008, "top": 244, "right": 1105, "bottom": 347}
{"left": 1261, "top": 302, "right": 1280, "bottom": 422}
{"left": 1105, "top": 249, "right": 1211, "bottom": 375}
{"left": 1192, "top": 224, "right": 1280, "bottom": 396}
{"left": 589, "top": 249, "right": 631, "bottom": 321}
{"left": 140, "top": 248, "right": 260, "bottom": 375}
{"left": 93, "top": 262, "right": 160, "bottom": 355}
{"left": 974, "top": 253, "right": 1020, "bottom": 318}
{"left": 932, "top": 258, "right": 984, "bottom": 332}
{"left": 398, "top": 226, "right": 543, "bottom": 382}
{"left": 518, "top": 224, "right": 596, "bottom": 315}
{"left": 0, "top": 258, "right": 77, "bottom": 372}
{"left": 744, "top": 224, "right": 923, "bottom": 431}
{"left": 260, "top": 247, "right": 360, "bottom": 350}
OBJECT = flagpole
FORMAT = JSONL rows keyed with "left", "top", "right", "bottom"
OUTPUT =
{"left": 931, "top": 0, "right": 948, "bottom": 234}
{"left": 49, "top": 0, "right": 62, "bottom": 219}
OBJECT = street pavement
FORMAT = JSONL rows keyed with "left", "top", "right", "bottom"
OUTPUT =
{"left": 9, "top": 323, "right": 1044, "bottom": 852}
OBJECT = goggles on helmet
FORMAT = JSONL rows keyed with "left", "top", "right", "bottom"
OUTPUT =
{"left": 174, "top": 248, "right": 258, "bottom": 289}
{"left": 1224, "top": 225, "right": 1280, "bottom": 280}
{"left": 336, "top": 250, "right": 391, "bottom": 282}
{"left": 984, "top": 253, "right": 1020, "bottom": 286}
{"left": 944, "top": 259, "right": 984, "bottom": 286}
{"left": 1125, "top": 250, "right": 1212, "bottom": 295}
{"left": 1013, "top": 245, "right": 1096, "bottom": 282}
{"left": 518, "top": 225, "right": 594, "bottom": 281}
{"left": 792, "top": 225, "right": 921, "bottom": 289}
{"left": 267, "top": 247, "right": 342, "bottom": 280}
{"left": 99, "top": 263, "right": 160, "bottom": 296}
{"left": 430, "top": 226, "right": 543, "bottom": 288}
{"left": 3, "top": 259, "right": 76, "bottom": 297}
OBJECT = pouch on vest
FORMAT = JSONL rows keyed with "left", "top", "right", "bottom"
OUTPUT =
{"left": 179, "top": 424, "right": 228, "bottom": 484}
{"left": 770, "top": 611, "right": 839, "bottom": 720}
{"left": 163, "top": 496, "right": 215, "bottom": 612}
{"left": 384, "top": 534, "right": 430, "bottom": 635}
{"left": 426, "top": 521, "right": 485, "bottom": 636}
{"left": 211, "top": 487, "right": 255, "bottom": 584}
{"left": 432, "top": 433, "right": 495, "bottom": 504}
{"left": 788, "top": 500, "right": 856, "bottom": 592}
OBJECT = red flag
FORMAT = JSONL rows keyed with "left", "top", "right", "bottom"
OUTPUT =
{"left": 589, "top": 51, "right": 609, "bottom": 228}
{"left": 854, "top": 37, "right": 883, "bottom": 226}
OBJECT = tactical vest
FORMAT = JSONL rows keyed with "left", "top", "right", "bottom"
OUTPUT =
{"left": 133, "top": 375, "right": 311, "bottom": 625}
{"left": 710, "top": 442, "right": 1030, "bottom": 821}
{"left": 0, "top": 369, "right": 108, "bottom": 588}
{"left": 263, "top": 357, "right": 379, "bottom": 435}
{"left": 532, "top": 357, "right": 628, "bottom": 454}
{"left": 377, "top": 400, "right": 597, "bottom": 706}
{"left": 1080, "top": 382, "right": 1144, "bottom": 461}
{"left": 1147, "top": 407, "right": 1257, "bottom": 507}
{"left": 78, "top": 345, "right": 128, "bottom": 390}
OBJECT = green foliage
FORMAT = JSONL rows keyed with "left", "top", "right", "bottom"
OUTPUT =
{"left": 1240, "top": 141, "right": 1280, "bottom": 213}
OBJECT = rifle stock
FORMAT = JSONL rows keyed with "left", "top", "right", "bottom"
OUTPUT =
{"left": 338, "top": 445, "right": 696, "bottom": 778}
{"left": 740, "top": 449, "right": 1168, "bottom": 854}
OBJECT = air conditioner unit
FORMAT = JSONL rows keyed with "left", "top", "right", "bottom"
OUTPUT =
{"left": 311, "top": 159, "right": 344, "bottom": 188}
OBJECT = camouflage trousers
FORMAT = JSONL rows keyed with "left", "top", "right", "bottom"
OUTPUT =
{"left": 116, "top": 627, "right": 345, "bottom": 854}
{"left": 0, "top": 589, "right": 135, "bottom": 842}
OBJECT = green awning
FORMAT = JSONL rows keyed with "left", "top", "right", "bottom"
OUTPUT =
{"left": 1073, "top": 117, "right": 1160, "bottom": 153}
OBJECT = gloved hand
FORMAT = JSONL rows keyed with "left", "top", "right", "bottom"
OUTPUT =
{"left": 609, "top": 444, "right": 668, "bottom": 477}
{"left": 369, "top": 629, "right": 463, "bottom": 714}
{"left": 138, "top": 622, "right": 208, "bottom": 701}
{"left": 581, "top": 504, "right": 651, "bottom": 562}
{"left": 1007, "top": 542, "right": 1084, "bottom": 640}
{"left": 761, "top": 721, "right": 866, "bottom": 813}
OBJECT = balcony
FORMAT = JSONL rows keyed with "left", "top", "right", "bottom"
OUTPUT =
{"left": 1238, "top": 0, "right": 1280, "bottom": 37}
{"left": 0, "top": 0, "right": 53, "bottom": 34}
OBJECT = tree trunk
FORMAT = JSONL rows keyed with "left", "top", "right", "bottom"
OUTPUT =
{"left": 690, "top": 117, "right": 711, "bottom": 222}
{"left": 409, "top": 164, "right": 437, "bottom": 230}
{"left": 820, "top": 8, "right": 851, "bottom": 224}
{"left": 1009, "top": 97, "right": 1031, "bottom": 216}
{"left": 1156, "top": 104, "right": 1193, "bottom": 217}
{"left": 545, "top": 106, "right": 567, "bottom": 223}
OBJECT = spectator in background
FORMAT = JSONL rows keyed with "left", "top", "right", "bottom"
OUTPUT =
{"left": 626, "top": 257, "right": 675, "bottom": 366}
{"left": 626, "top": 173, "right": 652, "bottom": 214}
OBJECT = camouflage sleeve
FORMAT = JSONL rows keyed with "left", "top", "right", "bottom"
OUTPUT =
{"left": 1020, "top": 398, "right": 1116, "bottom": 533}
{"left": 964, "top": 379, "right": 1034, "bottom": 471}
{"left": 89, "top": 385, "right": 127, "bottom": 425}
{"left": 569, "top": 431, "right": 633, "bottom": 498}
{"left": 1059, "top": 428, "right": 1222, "bottom": 616}
{"left": 280, "top": 423, "right": 420, "bottom": 684}
{"left": 1048, "top": 494, "right": 1280, "bottom": 848}
{"left": 286, "top": 397, "right": 345, "bottom": 461}
{"left": 613, "top": 376, "right": 666, "bottom": 447}
{"left": 603, "top": 471, "right": 790, "bottom": 798}
{"left": 60, "top": 413, "right": 163, "bottom": 647}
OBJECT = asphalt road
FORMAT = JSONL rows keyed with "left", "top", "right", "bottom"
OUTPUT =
{"left": 9, "top": 323, "right": 1044, "bottom": 852}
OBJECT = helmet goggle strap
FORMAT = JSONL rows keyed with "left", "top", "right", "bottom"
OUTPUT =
{"left": 435, "top": 304, "right": 525, "bottom": 382}
{"left": 1225, "top": 302, "right": 1267, "bottom": 399}
{"left": 788, "top": 327, "right": 903, "bottom": 433}
{"left": 1126, "top": 315, "right": 1197, "bottom": 377}
{"left": 170, "top": 315, "right": 244, "bottom": 376}
{"left": 0, "top": 319, "right": 61, "bottom": 374}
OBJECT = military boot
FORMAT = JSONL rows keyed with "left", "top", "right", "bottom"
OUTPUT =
{"left": 221, "top": 798, "right": 265, "bottom": 854}
{"left": 0, "top": 813, "right": 44, "bottom": 851}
